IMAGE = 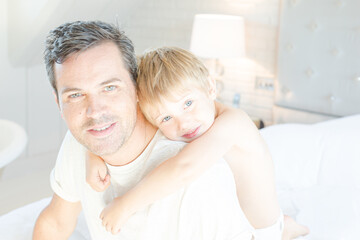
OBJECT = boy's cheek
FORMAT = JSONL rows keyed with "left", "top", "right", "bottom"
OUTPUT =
{"left": 160, "top": 127, "right": 175, "bottom": 140}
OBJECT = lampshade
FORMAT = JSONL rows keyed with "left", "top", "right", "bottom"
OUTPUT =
{"left": 190, "top": 14, "right": 245, "bottom": 59}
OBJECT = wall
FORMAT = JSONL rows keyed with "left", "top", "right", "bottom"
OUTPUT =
{"left": 1, "top": 0, "right": 280, "bottom": 180}
{"left": 125, "top": 0, "right": 280, "bottom": 125}
{"left": 0, "top": 0, "right": 65, "bottom": 180}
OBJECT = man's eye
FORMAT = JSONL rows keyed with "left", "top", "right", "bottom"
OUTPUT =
{"left": 69, "top": 93, "right": 82, "bottom": 98}
{"left": 162, "top": 116, "right": 172, "bottom": 122}
{"left": 105, "top": 85, "right": 116, "bottom": 91}
{"left": 185, "top": 100, "right": 193, "bottom": 107}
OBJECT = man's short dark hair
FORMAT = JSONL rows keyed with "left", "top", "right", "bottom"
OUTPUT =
{"left": 44, "top": 20, "right": 138, "bottom": 96}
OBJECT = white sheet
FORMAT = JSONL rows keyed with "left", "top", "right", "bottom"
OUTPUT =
{"left": 261, "top": 114, "right": 360, "bottom": 240}
{"left": 0, "top": 197, "right": 89, "bottom": 239}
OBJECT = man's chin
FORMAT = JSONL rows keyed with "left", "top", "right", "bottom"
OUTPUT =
{"left": 75, "top": 129, "right": 128, "bottom": 156}
{"left": 86, "top": 144, "right": 120, "bottom": 157}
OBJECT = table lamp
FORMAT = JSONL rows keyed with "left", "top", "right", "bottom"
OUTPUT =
{"left": 190, "top": 14, "right": 245, "bottom": 99}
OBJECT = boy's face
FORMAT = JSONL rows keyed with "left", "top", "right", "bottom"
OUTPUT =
{"left": 149, "top": 87, "right": 216, "bottom": 143}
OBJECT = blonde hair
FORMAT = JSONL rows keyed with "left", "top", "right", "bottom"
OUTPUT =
{"left": 137, "top": 47, "right": 210, "bottom": 123}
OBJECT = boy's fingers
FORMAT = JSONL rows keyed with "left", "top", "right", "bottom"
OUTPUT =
{"left": 86, "top": 174, "right": 96, "bottom": 185}
{"left": 98, "top": 174, "right": 111, "bottom": 191}
{"left": 94, "top": 183, "right": 104, "bottom": 192}
{"left": 99, "top": 165, "right": 109, "bottom": 179}
{"left": 99, "top": 169, "right": 107, "bottom": 180}
{"left": 111, "top": 226, "right": 121, "bottom": 235}
{"left": 104, "top": 174, "right": 110, "bottom": 182}
{"left": 103, "top": 175, "right": 110, "bottom": 185}
{"left": 87, "top": 178, "right": 102, "bottom": 192}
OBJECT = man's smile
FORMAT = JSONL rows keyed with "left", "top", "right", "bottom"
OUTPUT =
{"left": 87, "top": 122, "right": 117, "bottom": 137}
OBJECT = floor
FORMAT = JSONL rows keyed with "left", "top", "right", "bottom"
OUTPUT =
{"left": 0, "top": 152, "right": 57, "bottom": 215}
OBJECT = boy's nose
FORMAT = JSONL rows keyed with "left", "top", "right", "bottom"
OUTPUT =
{"left": 177, "top": 115, "right": 192, "bottom": 132}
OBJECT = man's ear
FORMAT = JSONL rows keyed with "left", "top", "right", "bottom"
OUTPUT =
{"left": 208, "top": 77, "right": 217, "bottom": 100}
{"left": 53, "top": 91, "right": 63, "bottom": 118}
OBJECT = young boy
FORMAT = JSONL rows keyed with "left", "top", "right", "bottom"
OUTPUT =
{"left": 87, "top": 47, "right": 309, "bottom": 239}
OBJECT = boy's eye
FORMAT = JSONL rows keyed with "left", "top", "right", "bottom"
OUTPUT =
{"left": 69, "top": 93, "right": 83, "bottom": 98}
{"left": 104, "top": 85, "right": 116, "bottom": 91}
{"left": 162, "top": 116, "right": 172, "bottom": 122}
{"left": 185, "top": 100, "right": 193, "bottom": 107}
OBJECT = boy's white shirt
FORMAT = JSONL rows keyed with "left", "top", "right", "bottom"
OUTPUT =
{"left": 50, "top": 130, "right": 255, "bottom": 240}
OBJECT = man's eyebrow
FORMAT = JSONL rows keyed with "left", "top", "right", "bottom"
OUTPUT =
{"left": 61, "top": 87, "right": 82, "bottom": 95}
{"left": 60, "top": 78, "right": 123, "bottom": 95}
{"left": 98, "top": 78, "right": 123, "bottom": 87}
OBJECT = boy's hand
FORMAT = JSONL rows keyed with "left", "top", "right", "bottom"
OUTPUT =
{"left": 86, "top": 151, "right": 111, "bottom": 192}
{"left": 100, "top": 197, "right": 134, "bottom": 235}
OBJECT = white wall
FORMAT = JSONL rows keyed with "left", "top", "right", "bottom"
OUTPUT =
{"left": 1, "top": 0, "right": 280, "bottom": 180}
{"left": 0, "top": 0, "right": 65, "bottom": 180}
{"left": 125, "top": 0, "right": 280, "bottom": 124}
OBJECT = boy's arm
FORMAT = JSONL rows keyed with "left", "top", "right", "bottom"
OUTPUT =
{"left": 33, "top": 193, "right": 81, "bottom": 239}
{"left": 224, "top": 132, "right": 281, "bottom": 229}
{"left": 218, "top": 107, "right": 282, "bottom": 229}
{"left": 86, "top": 151, "right": 110, "bottom": 192}
{"left": 109, "top": 104, "right": 251, "bottom": 218}
{"left": 128, "top": 104, "right": 282, "bottom": 230}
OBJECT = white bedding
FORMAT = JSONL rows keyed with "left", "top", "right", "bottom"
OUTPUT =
{"left": 0, "top": 197, "right": 90, "bottom": 239}
{"left": 1, "top": 114, "right": 359, "bottom": 240}
{"left": 261, "top": 114, "right": 360, "bottom": 240}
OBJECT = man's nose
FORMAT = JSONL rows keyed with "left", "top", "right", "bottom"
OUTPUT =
{"left": 86, "top": 96, "right": 106, "bottom": 119}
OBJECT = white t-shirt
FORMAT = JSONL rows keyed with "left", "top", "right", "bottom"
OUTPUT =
{"left": 51, "top": 130, "right": 254, "bottom": 240}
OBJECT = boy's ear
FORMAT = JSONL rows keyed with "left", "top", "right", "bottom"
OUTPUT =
{"left": 208, "top": 77, "right": 217, "bottom": 100}
{"left": 53, "top": 91, "right": 63, "bottom": 118}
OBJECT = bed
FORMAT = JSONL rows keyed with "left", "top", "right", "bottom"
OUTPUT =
{"left": 269, "top": 0, "right": 360, "bottom": 239}
{"left": 262, "top": 114, "right": 360, "bottom": 240}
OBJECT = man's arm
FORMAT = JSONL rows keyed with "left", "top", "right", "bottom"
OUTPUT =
{"left": 33, "top": 193, "right": 81, "bottom": 240}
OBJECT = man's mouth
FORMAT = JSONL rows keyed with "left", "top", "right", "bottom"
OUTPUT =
{"left": 88, "top": 122, "right": 116, "bottom": 137}
{"left": 182, "top": 126, "right": 200, "bottom": 139}
{"left": 92, "top": 124, "right": 112, "bottom": 131}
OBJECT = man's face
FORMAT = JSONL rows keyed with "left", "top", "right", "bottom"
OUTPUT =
{"left": 54, "top": 42, "right": 138, "bottom": 156}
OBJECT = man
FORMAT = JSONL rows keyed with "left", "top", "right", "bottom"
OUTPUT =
{"left": 33, "top": 21, "right": 253, "bottom": 239}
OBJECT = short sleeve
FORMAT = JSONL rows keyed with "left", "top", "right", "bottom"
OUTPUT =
{"left": 50, "top": 131, "right": 84, "bottom": 203}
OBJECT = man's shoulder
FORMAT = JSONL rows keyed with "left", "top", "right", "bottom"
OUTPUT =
{"left": 152, "top": 130, "right": 186, "bottom": 155}
{"left": 56, "top": 131, "right": 86, "bottom": 165}
{"left": 141, "top": 130, "right": 187, "bottom": 167}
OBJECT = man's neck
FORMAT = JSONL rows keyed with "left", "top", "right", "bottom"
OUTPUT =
{"left": 102, "top": 109, "right": 157, "bottom": 166}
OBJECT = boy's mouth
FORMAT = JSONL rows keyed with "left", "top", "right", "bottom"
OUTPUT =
{"left": 182, "top": 126, "right": 200, "bottom": 139}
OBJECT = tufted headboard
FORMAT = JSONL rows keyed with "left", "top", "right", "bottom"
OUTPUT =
{"left": 274, "top": 0, "right": 360, "bottom": 124}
